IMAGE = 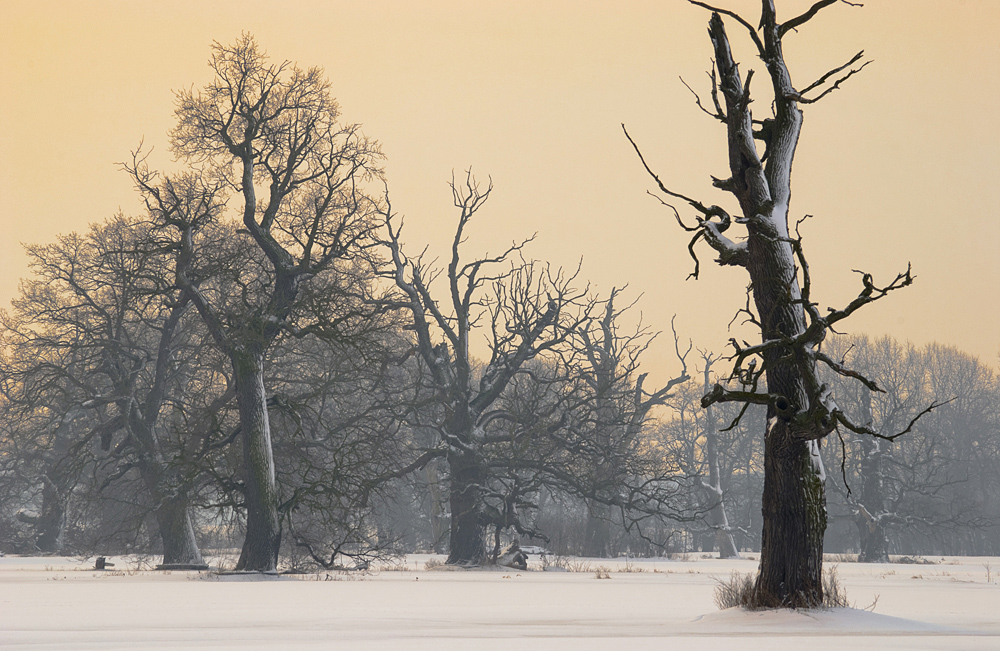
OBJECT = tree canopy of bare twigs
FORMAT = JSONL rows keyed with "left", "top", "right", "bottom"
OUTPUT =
{"left": 128, "top": 34, "right": 386, "bottom": 571}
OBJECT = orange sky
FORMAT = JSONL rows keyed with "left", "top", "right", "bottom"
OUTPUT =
{"left": 2, "top": 0, "right": 998, "bottom": 377}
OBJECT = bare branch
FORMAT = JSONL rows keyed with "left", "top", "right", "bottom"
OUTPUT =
{"left": 680, "top": 75, "right": 726, "bottom": 124}
{"left": 780, "top": 0, "right": 862, "bottom": 38}
{"left": 622, "top": 124, "right": 721, "bottom": 219}
{"left": 835, "top": 399, "right": 954, "bottom": 442}
{"left": 794, "top": 54, "right": 872, "bottom": 104}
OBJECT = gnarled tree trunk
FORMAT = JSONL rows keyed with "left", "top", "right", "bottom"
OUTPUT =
{"left": 134, "top": 458, "right": 205, "bottom": 566}
{"left": 18, "top": 477, "right": 69, "bottom": 554}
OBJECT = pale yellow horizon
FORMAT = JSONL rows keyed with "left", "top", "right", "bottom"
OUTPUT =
{"left": 2, "top": 0, "right": 998, "bottom": 378}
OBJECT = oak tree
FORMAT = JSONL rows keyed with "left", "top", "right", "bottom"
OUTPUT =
{"left": 626, "top": 0, "right": 935, "bottom": 606}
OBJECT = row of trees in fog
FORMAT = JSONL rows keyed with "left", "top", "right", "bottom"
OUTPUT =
{"left": 0, "top": 35, "right": 696, "bottom": 571}
{"left": 4, "top": 242, "right": 997, "bottom": 567}
{"left": 1, "top": 4, "right": 999, "bottom": 611}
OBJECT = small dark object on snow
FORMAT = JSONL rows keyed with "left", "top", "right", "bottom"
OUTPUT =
{"left": 497, "top": 543, "right": 528, "bottom": 570}
{"left": 95, "top": 557, "right": 114, "bottom": 570}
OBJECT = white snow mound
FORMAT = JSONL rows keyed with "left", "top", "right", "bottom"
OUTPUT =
{"left": 690, "top": 606, "right": 951, "bottom": 634}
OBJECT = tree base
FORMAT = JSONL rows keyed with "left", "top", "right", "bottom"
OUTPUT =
{"left": 155, "top": 563, "right": 209, "bottom": 571}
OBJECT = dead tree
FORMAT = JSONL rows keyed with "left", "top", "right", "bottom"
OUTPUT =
{"left": 625, "top": 0, "right": 937, "bottom": 607}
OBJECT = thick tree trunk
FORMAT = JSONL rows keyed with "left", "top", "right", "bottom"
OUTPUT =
{"left": 233, "top": 350, "right": 282, "bottom": 572}
{"left": 28, "top": 478, "right": 68, "bottom": 554}
{"left": 131, "top": 419, "right": 205, "bottom": 567}
{"left": 755, "top": 420, "right": 826, "bottom": 607}
{"left": 445, "top": 449, "right": 487, "bottom": 565}
{"left": 153, "top": 496, "right": 205, "bottom": 566}
{"left": 136, "top": 464, "right": 204, "bottom": 566}
{"left": 743, "top": 199, "right": 829, "bottom": 606}
{"left": 583, "top": 502, "right": 612, "bottom": 557}
{"left": 748, "top": 279, "right": 829, "bottom": 605}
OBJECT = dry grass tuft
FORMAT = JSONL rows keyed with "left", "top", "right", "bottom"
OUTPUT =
{"left": 714, "top": 566, "right": 851, "bottom": 610}
{"left": 713, "top": 572, "right": 757, "bottom": 609}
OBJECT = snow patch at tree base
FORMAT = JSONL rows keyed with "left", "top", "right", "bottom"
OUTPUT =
{"left": 689, "top": 607, "right": 955, "bottom": 635}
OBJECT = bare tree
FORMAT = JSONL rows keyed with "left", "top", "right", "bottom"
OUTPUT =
{"left": 0, "top": 217, "right": 222, "bottom": 564}
{"left": 130, "top": 35, "right": 384, "bottom": 571}
{"left": 696, "top": 352, "right": 741, "bottom": 558}
{"left": 625, "top": 1, "right": 936, "bottom": 606}
{"left": 822, "top": 335, "right": 1000, "bottom": 559}
{"left": 383, "top": 178, "right": 696, "bottom": 563}
{"left": 382, "top": 173, "right": 593, "bottom": 565}
{"left": 655, "top": 358, "right": 763, "bottom": 556}
{"left": 570, "top": 291, "right": 690, "bottom": 556}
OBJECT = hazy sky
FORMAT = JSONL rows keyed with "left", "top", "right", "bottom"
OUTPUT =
{"left": 2, "top": 0, "right": 998, "bottom": 379}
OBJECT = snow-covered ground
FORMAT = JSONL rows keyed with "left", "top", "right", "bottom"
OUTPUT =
{"left": 2, "top": 553, "right": 998, "bottom": 649}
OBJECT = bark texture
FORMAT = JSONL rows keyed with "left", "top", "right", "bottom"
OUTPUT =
{"left": 445, "top": 449, "right": 488, "bottom": 565}
{"left": 152, "top": 497, "right": 205, "bottom": 566}
{"left": 233, "top": 351, "right": 282, "bottom": 571}
{"left": 756, "top": 422, "right": 827, "bottom": 606}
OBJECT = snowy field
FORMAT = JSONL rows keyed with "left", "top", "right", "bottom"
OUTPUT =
{"left": 2, "top": 553, "right": 998, "bottom": 650}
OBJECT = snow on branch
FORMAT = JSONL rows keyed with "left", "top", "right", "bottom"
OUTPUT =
{"left": 687, "top": 1, "right": 765, "bottom": 58}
